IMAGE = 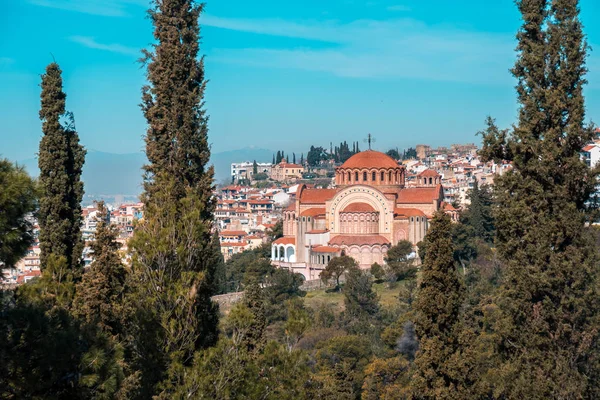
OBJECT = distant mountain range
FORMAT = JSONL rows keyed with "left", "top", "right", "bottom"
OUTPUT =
{"left": 20, "top": 147, "right": 275, "bottom": 196}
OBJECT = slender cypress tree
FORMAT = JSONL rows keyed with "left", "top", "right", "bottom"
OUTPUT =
{"left": 481, "top": 0, "right": 600, "bottom": 396}
{"left": 130, "top": 0, "right": 219, "bottom": 395}
{"left": 38, "top": 62, "right": 86, "bottom": 275}
{"left": 410, "top": 211, "right": 463, "bottom": 398}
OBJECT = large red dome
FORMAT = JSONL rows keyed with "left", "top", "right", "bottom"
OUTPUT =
{"left": 340, "top": 150, "right": 400, "bottom": 169}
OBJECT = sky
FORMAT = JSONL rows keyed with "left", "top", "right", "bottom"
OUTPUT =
{"left": 2, "top": 0, "right": 600, "bottom": 161}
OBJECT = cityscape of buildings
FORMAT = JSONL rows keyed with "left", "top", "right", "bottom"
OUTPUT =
{"left": 4, "top": 133, "right": 600, "bottom": 286}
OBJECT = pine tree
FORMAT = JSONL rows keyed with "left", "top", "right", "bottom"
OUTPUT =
{"left": 131, "top": 0, "right": 219, "bottom": 396}
{"left": 300, "top": 153, "right": 304, "bottom": 165}
{"left": 0, "top": 159, "right": 37, "bottom": 268}
{"left": 480, "top": 0, "right": 600, "bottom": 396}
{"left": 38, "top": 62, "right": 86, "bottom": 275}
{"left": 252, "top": 159, "right": 257, "bottom": 175}
{"left": 292, "top": 153, "right": 296, "bottom": 164}
{"left": 272, "top": 154, "right": 275, "bottom": 164}
{"left": 410, "top": 211, "right": 463, "bottom": 398}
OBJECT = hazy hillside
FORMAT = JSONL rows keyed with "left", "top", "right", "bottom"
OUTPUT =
{"left": 21, "top": 147, "right": 274, "bottom": 196}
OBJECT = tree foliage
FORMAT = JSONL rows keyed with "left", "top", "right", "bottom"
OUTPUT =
{"left": 478, "top": 0, "right": 600, "bottom": 396}
{"left": 129, "top": 0, "right": 220, "bottom": 396}
{"left": 38, "top": 62, "right": 86, "bottom": 274}
{"left": 410, "top": 211, "right": 464, "bottom": 398}
{"left": 321, "top": 254, "right": 358, "bottom": 288}
{"left": 0, "top": 159, "right": 37, "bottom": 269}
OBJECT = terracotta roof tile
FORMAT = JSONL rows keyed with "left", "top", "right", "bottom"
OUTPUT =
{"left": 418, "top": 169, "right": 440, "bottom": 177}
{"left": 396, "top": 186, "right": 442, "bottom": 204}
{"left": 312, "top": 246, "right": 341, "bottom": 253}
{"left": 394, "top": 208, "right": 427, "bottom": 218}
{"left": 342, "top": 202, "right": 375, "bottom": 213}
{"left": 300, "top": 189, "right": 337, "bottom": 204}
{"left": 220, "top": 230, "right": 247, "bottom": 236}
{"left": 273, "top": 237, "right": 296, "bottom": 245}
{"left": 339, "top": 150, "right": 399, "bottom": 169}
{"left": 307, "top": 229, "right": 329, "bottom": 234}
{"left": 300, "top": 208, "right": 326, "bottom": 217}
{"left": 329, "top": 235, "right": 390, "bottom": 246}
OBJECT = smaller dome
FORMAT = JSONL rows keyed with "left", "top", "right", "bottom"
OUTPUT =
{"left": 340, "top": 150, "right": 400, "bottom": 169}
{"left": 342, "top": 202, "right": 375, "bottom": 213}
{"left": 418, "top": 169, "right": 440, "bottom": 177}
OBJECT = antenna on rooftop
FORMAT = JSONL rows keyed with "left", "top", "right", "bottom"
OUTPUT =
{"left": 364, "top": 133, "right": 376, "bottom": 150}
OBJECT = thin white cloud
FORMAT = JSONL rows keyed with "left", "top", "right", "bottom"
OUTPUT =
{"left": 387, "top": 5, "right": 411, "bottom": 12}
{"left": 70, "top": 36, "right": 139, "bottom": 56}
{"left": 28, "top": 0, "right": 147, "bottom": 17}
{"left": 203, "top": 15, "right": 516, "bottom": 84}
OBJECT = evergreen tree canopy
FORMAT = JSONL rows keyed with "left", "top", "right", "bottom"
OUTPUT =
{"left": 131, "top": 0, "right": 220, "bottom": 395}
{"left": 38, "top": 62, "right": 86, "bottom": 274}
{"left": 73, "top": 202, "right": 127, "bottom": 335}
{"left": 411, "top": 211, "right": 464, "bottom": 398}
{"left": 461, "top": 180, "right": 494, "bottom": 243}
{"left": 386, "top": 148, "right": 400, "bottom": 160}
{"left": 479, "top": 0, "right": 600, "bottom": 396}
{"left": 0, "top": 159, "right": 37, "bottom": 268}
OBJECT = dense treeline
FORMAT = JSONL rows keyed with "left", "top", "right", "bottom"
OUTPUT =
{"left": 2, "top": 0, "right": 600, "bottom": 399}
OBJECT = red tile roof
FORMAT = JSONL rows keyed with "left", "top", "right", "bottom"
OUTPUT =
{"left": 312, "top": 246, "right": 341, "bottom": 253}
{"left": 441, "top": 201, "right": 457, "bottom": 211}
{"left": 339, "top": 150, "right": 399, "bottom": 169}
{"left": 307, "top": 229, "right": 329, "bottom": 234}
{"left": 300, "top": 208, "right": 326, "bottom": 217}
{"left": 273, "top": 237, "right": 296, "bottom": 245}
{"left": 222, "top": 242, "right": 247, "bottom": 247}
{"left": 276, "top": 162, "right": 303, "bottom": 169}
{"left": 300, "top": 189, "right": 337, "bottom": 204}
{"left": 248, "top": 200, "right": 272, "bottom": 205}
{"left": 342, "top": 202, "right": 375, "bottom": 213}
{"left": 329, "top": 235, "right": 390, "bottom": 246}
{"left": 418, "top": 169, "right": 440, "bottom": 177}
{"left": 220, "top": 230, "right": 247, "bottom": 236}
{"left": 394, "top": 208, "right": 427, "bottom": 218}
{"left": 396, "top": 186, "right": 442, "bottom": 204}
{"left": 583, "top": 144, "right": 596, "bottom": 152}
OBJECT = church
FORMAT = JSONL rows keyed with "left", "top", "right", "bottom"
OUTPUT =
{"left": 272, "top": 149, "right": 450, "bottom": 280}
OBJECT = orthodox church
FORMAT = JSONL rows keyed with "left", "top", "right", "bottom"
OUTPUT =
{"left": 272, "top": 150, "right": 448, "bottom": 280}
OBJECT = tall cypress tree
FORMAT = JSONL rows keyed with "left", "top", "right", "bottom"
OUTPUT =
{"left": 481, "top": 0, "right": 600, "bottom": 396}
{"left": 38, "top": 62, "right": 86, "bottom": 275}
{"left": 410, "top": 211, "right": 463, "bottom": 398}
{"left": 130, "top": 0, "right": 219, "bottom": 396}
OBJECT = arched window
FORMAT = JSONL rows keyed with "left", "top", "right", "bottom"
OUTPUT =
{"left": 363, "top": 171, "right": 367, "bottom": 181}
{"left": 429, "top": 177, "right": 433, "bottom": 185}
{"left": 347, "top": 172, "right": 351, "bottom": 182}
{"left": 389, "top": 171, "right": 392, "bottom": 181}
{"left": 380, "top": 171, "right": 385, "bottom": 181}
{"left": 372, "top": 171, "right": 376, "bottom": 181}
{"left": 355, "top": 171, "right": 359, "bottom": 181}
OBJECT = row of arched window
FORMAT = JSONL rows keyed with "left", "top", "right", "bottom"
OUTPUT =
{"left": 336, "top": 169, "right": 403, "bottom": 185}
{"left": 339, "top": 212, "right": 379, "bottom": 234}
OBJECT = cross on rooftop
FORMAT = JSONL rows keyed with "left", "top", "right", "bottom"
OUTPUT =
{"left": 364, "top": 133, "right": 376, "bottom": 150}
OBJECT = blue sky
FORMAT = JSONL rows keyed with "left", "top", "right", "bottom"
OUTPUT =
{"left": 2, "top": 0, "right": 600, "bottom": 161}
